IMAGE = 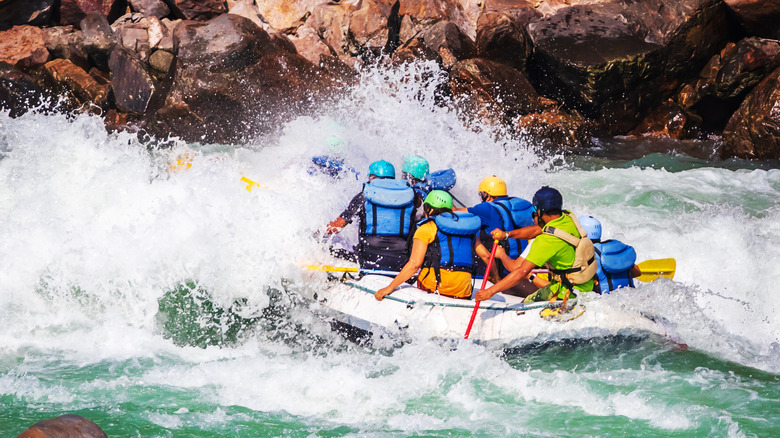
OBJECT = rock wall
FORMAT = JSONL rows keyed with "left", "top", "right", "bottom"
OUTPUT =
{"left": 0, "top": 0, "right": 777, "bottom": 157}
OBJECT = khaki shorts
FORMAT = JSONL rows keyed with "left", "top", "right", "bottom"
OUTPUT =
{"left": 523, "top": 283, "right": 577, "bottom": 303}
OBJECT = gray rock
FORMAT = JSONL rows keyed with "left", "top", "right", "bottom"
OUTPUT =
{"left": 130, "top": 0, "right": 170, "bottom": 18}
{"left": 109, "top": 47, "right": 156, "bottom": 113}
{"left": 148, "top": 49, "right": 174, "bottom": 73}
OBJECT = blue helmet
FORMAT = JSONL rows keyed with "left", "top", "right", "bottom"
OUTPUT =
{"left": 579, "top": 215, "right": 602, "bottom": 241}
{"left": 532, "top": 186, "right": 563, "bottom": 214}
{"left": 402, "top": 155, "right": 429, "bottom": 180}
{"left": 368, "top": 160, "right": 395, "bottom": 178}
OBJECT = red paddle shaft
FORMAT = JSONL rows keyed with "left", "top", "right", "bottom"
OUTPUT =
{"left": 464, "top": 240, "right": 499, "bottom": 339}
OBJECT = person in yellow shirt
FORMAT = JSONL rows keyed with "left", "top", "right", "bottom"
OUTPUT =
{"left": 375, "top": 190, "right": 491, "bottom": 300}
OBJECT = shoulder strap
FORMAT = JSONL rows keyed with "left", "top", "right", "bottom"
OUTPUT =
{"left": 492, "top": 200, "right": 518, "bottom": 230}
{"left": 542, "top": 226, "right": 580, "bottom": 247}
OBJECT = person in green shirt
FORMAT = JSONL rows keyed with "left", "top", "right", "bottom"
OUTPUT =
{"left": 475, "top": 186, "right": 595, "bottom": 304}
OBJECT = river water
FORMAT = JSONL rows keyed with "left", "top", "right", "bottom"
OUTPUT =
{"left": 1, "top": 62, "right": 779, "bottom": 436}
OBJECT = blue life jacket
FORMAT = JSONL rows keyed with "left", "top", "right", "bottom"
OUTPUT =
{"left": 594, "top": 239, "right": 637, "bottom": 293}
{"left": 420, "top": 212, "right": 482, "bottom": 286}
{"left": 362, "top": 179, "right": 415, "bottom": 237}
{"left": 490, "top": 197, "right": 534, "bottom": 258}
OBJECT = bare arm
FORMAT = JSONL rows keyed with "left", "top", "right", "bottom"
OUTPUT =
{"left": 475, "top": 258, "right": 537, "bottom": 301}
{"left": 490, "top": 224, "right": 542, "bottom": 241}
{"left": 375, "top": 239, "right": 427, "bottom": 300}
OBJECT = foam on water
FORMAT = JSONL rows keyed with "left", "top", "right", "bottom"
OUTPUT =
{"left": 1, "top": 61, "right": 779, "bottom": 435}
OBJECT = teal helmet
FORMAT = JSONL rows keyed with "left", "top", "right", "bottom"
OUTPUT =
{"left": 579, "top": 215, "right": 602, "bottom": 241}
{"left": 325, "top": 135, "right": 345, "bottom": 154}
{"left": 424, "top": 190, "right": 453, "bottom": 209}
{"left": 368, "top": 160, "right": 395, "bottom": 178}
{"left": 402, "top": 155, "right": 429, "bottom": 180}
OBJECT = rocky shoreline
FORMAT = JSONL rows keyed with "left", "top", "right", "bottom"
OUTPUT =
{"left": 0, "top": 0, "right": 778, "bottom": 159}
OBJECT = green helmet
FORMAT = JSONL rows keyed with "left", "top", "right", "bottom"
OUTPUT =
{"left": 368, "top": 160, "right": 395, "bottom": 178}
{"left": 424, "top": 190, "right": 453, "bottom": 209}
{"left": 402, "top": 155, "right": 429, "bottom": 180}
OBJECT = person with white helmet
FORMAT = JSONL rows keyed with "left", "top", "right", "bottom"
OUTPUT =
{"left": 326, "top": 160, "right": 415, "bottom": 272}
{"left": 579, "top": 215, "right": 641, "bottom": 293}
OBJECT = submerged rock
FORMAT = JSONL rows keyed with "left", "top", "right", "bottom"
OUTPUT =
{"left": 17, "top": 414, "right": 107, "bottom": 438}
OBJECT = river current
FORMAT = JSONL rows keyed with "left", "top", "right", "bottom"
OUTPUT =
{"left": 1, "top": 62, "right": 779, "bottom": 436}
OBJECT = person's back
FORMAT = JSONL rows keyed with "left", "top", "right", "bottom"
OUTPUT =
{"left": 359, "top": 178, "right": 415, "bottom": 271}
{"left": 416, "top": 210, "right": 482, "bottom": 298}
{"left": 580, "top": 216, "right": 638, "bottom": 293}
{"left": 467, "top": 177, "right": 535, "bottom": 280}
{"left": 327, "top": 160, "right": 414, "bottom": 271}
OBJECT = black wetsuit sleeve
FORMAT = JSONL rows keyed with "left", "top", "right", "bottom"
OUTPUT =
{"left": 339, "top": 192, "right": 365, "bottom": 224}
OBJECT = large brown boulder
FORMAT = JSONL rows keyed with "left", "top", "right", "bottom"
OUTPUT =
{"left": 516, "top": 107, "right": 598, "bottom": 150}
{"left": 677, "top": 37, "right": 780, "bottom": 131}
{"left": 129, "top": 0, "right": 170, "bottom": 19}
{"left": 17, "top": 414, "right": 107, "bottom": 438}
{"left": 81, "top": 13, "right": 119, "bottom": 70}
{"left": 0, "top": 61, "right": 49, "bottom": 117}
{"left": 475, "top": 0, "right": 538, "bottom": 72}
{"left": 0, "top": 25, "right": 50, "bottom": 70}
{"left": 348, "top": 0, "right": 398, "bottom": 57}
{"left": 449, "top": 57, "right": 542, "bottom": 119}
{"left": 59, "top": 0, "right": 128, "bottom": 26}
{"left": 630, "top": 100, "right": 703, "bottom": 139}
{"left": 0, "top": 0, "right": 54, "bottom": 30}
{"left": 721, "top": 66, "right": 780, "bottom": 159}
{"left": 109, "top": 47, "right": 156, "bottom": 113}
{"left": 41, "top": 26, "right": 89, "bottom": 68}
{"left": 398, "top": 0, "right": 474, "bottom": 43}
{"left": 43, "top": 57, "right": 110, "bottom": 109}
{"left": 254, "top": 0, "right": 323, "bottom": 31}
{"left": 725, "top": 0, "right": 780, "bottom": 39}
{"left": 414, "top": 20, "right": 476, "bottom": 69}
{"left": 148, "top": 14, "right": 338, "bottom": 144}
{"left": 527, "top": 0, "right": 728, "bottom": 134}
{"left": 164, "top": 0, "right": 226, "bottom": 21}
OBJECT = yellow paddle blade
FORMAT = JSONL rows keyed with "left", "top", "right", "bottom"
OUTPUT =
{"left": 302, "top": 265, "right": 360, "bottom": 273}
{"left": 241, "top": 176, "right": 263, "bottom": 192}
{"left": 637, "top": 258, "right": 676, "bottom": 282}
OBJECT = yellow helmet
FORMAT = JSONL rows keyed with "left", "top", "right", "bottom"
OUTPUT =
{"left": 478, "top": 176, "right": 507, "bottom": 197}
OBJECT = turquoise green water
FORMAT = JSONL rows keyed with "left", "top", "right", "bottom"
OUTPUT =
{"left": 2, "top": 61, "right": 779, "bottom": 436}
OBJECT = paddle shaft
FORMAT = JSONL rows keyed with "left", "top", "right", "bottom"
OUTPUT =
{"left": 464, "top": 240, "right": 499, "bottom": 339}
